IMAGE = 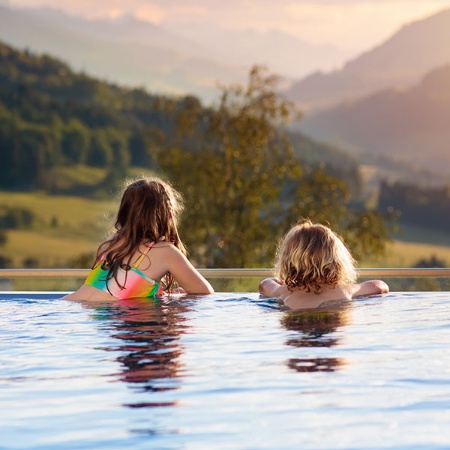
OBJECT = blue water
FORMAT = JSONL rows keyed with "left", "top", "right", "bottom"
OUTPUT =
{"left": 1, "top": 291, "right": 450, "bottom": 450}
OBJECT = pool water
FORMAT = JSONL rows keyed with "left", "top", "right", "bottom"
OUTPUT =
{"left": 1, "top": 291, "right": 450, "bottom": 450}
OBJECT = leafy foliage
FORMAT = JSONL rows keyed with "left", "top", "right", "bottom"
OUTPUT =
{"left": 414, "top": 255, "right": 447, "bottom": 268}
{"left": 0, "top": 41, "right": 173, "bottom": 191}
{"left": 153, "top": 67, "right": 392, "bottom": 267}
{"left": 0, "top": 41, "right": 361, "bottom": 195}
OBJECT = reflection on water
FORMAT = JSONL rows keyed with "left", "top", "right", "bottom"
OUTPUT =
{"left": 3, "top": 292, "right": 450, "bottom": 449}
{"left": 281, "top": 307, "right": 351, "bottom": 373}
{"left": 287, "top": 357, "right": 343, "bottom": 372}
{"left": 82, "top": 297, "right": 190, "bottom": 407}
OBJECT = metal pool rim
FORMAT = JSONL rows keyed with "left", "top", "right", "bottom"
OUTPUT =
{"left": 0, "top": 268, "right": 449, "bottom": 279}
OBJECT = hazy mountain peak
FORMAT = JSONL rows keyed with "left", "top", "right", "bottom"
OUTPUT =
{"left": 297, "top": 62, "right": 450, "bottom": 181}
{"left": 286, "top": 7, "right": 450, "bottom": 109}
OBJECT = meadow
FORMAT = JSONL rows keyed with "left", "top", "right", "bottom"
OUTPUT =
{"left": 1, "top": 191, "right": 449, "bottom": 270}
{"left": 362, "top": 240, "right": 450, "bottom": 268}
{"left": 0, "top": 191, "right": 114, "bottom": 268}
{"left": 0, "top": 190, "right": 449, "bottom": 293}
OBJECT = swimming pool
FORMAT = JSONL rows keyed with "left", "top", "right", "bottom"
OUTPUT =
{"left": 1, "top": 291, "right": 450, "bottom": 449}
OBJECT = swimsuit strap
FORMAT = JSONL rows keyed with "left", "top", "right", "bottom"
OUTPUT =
{"left": 132, "top": 241, "right": 156, "bottom": 268}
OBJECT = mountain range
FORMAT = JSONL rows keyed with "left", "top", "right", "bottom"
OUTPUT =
{"left": 1, "top": 3, "right": 450, "bottom": 186}
{"left": 286, "top": 8, "right": 450, "bottom": 110}
{"left": 284, "top": 8, "right": 450, "bottom": 184}
{"left": 0, "top": 5, "right": 244, "bottom": 102}
{"left": 2, "top": 3, "right": 450, "bottom": 110}
{"left": 0, "top": 4, "right": 350, "bottom": 103}
{"left": 297, "top": 63, "right": 450, "bottom": 179}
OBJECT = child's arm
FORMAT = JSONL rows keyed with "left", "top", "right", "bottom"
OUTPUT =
{"left": 163, "top": 246, "right": 214, "bottom": 294}
{"left": 353, "top": 280, "right": 389, "bottom": 297}
{"left": 259, "top": 278, "right": 285, "bottom": 298}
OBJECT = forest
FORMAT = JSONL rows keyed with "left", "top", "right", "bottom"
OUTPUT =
{"left": 378, "top": 181, "right": 450, "bottom": 233}
{"left": 0, "top": 41, "right": 360, "bottom": 192}
{"left": 0, "top": 40, "right": 447, "bottom": 269}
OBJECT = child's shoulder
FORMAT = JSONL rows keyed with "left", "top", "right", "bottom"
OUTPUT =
{"left": 150, "top": 241, "right": 179, "bottom": 253}
{"left": 283, "top": 285, "right": 344, "bottom": 310}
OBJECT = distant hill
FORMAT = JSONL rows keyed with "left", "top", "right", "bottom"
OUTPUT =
{"left": 0, "top": 40, "right": 361, "bottom": 194}
{"left": 0, "top": 4, "right": 351, "bottom": 103}
{"left": 285, "top": 8, "right": 450, "bottom": 109}
{"left": 0, "top": 4, "right": 246, "bottom": 103}
{"left": 163, "top": 23, "right": 351, "bottom": 80}
{"left": 297, "top": 64, "right": 450, "bottom": 180}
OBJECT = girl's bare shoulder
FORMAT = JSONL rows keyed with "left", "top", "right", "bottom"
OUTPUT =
{"left": 149, "top": 241, "right": 185, "bottom": 259}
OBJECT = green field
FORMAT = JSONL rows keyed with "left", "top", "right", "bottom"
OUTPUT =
{"left": 1, "top": 191, "right": 449, "bottom": 270}
{"left": 361, "top": 240, "right": 450, "bottom": 268}
{"left": 0, "top": 191, "right": 449, "bottom": 292}
{"left": 365, "top": 222, "right": 450, "bottom": 268}
{"left": 0, "top": 191, "right": 115, "bottom": 267}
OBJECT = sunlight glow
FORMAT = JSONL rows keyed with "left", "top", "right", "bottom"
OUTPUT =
{"left": 5, "top": 0, "right": 450, "bottom": 51}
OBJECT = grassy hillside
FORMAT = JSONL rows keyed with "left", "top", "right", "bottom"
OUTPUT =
{"left": 0, "top": 40, "right": 362, "bottom": 196}
{"left": 361, "top": 240, "right": 450, "bottom": 268}
{"left": 0, "top": 191, "right": 448, "bottom": 293}
{"left": 392, "top": 223, "right": 450, "bottom": 247}
{"left": 1, "top": 191, "right": 449, "bottom": 270}
{"left": 0, "top": 191, "right": 114, "bottom": 267}
{"left": 299, "top": 64, "right": 450, "bottom": 180}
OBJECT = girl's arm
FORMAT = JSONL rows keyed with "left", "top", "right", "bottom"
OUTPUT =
{"left": 353, "top": 280, "right": 389, "bottom": 298}
{"left": 165, "top": 246, "right": 214, "bottom": 294}
{"left": 259, "top": 278, "right": 285, "bottom": 298}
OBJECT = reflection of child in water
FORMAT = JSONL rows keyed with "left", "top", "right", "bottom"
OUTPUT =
{"left": 259, "top": 220, "right": 389, "bottom": 310}
{"left": 86, "top": 297, "right": 189, "bottom": 396}
{"left": 281, "top": 308, "right": 351, "bottom": 372}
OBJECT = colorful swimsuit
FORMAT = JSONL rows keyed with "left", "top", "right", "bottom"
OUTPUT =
{"left": 84, "top": 242, "right": 163, "bottom": 299}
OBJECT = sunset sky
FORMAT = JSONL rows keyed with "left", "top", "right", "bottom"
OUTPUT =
{"left": 4, "top": 0, "right": 450, "bottom": 52}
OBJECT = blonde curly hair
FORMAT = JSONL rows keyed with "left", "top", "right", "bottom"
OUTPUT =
{"left": 274, "top": 220, "right": 357, "bottom": 294}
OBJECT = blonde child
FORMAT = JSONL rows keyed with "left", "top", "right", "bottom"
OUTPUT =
{"left": 64, "top": 177, "right": 214, "bottom": 301}
{"left": 259, "top": 220, "right": 388, "bottom": 310}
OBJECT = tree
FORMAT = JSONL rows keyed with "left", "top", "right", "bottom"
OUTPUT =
{"left": 152, "top": 66, "right": 393, "bottom": 268}
{"left": 87, "top": 129, "right": 113, "bottom": 167}
{"left": 61, "top": 118, "right": 90, "bottom": 165}
{"left": 154, "top": 66, "right": 302, "bottom": 267}
{"left": 414, "top": 255, "right": 447, "bottom": 268}
{"left": 13, "top": 124, "right": 61, "bottom": 188}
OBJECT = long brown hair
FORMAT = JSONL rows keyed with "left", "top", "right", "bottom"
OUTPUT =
{"left": 94, "top": 177, "right": 186, "bottom": 291}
